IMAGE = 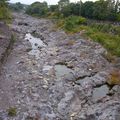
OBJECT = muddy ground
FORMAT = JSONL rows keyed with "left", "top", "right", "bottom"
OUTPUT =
{"left": 0, "top": 13, "right": 120, "bottom": 120}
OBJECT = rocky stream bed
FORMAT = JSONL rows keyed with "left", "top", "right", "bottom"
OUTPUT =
{"left": 0, "top": 13, "right": 120, "bottom": 120}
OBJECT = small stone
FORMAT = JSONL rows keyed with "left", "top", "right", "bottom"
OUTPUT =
{"left": 34, "top": 43, "right": 38, "bottom": 46}
{"left": 70, "top": 112, "right": 77, "bottom": 117}
{"left": 42, "top": 85, "right": 48, "bottom": 89}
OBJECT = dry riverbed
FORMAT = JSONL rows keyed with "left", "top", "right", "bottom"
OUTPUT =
{"left": 0, "top": 13, "right": 120, "bottom": 120}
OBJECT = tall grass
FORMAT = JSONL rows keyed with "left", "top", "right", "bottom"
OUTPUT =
{"left": 56, "top": 16, "right": 120, "bottom": 57}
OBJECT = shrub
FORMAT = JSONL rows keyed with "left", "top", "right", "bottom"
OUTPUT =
{"left": 77, "top": 17, "right": 87, "bottom": 25}
{"left": 64, "top": 19, "right": 74, "bottom": 31}
{"left": 117, "top": 13, "right": 120, "bottom": 22}
{"left": 63, "top": 16, "right": 87, "bottom": 32}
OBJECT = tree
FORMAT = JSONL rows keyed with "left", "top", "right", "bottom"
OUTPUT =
{"left": 58, "top": 0, "right": 70, "bottom": 11}
{"left": 26, "top": 2, "right": 48, "bottom": 17}
{"left": 92, "top": 0, "right": 109, "bottom": 20}
{"left": 0, "top": 0, "right": 11, "bottom": 20}
{"left": 115, "top": 0, "right": 120, "bottom": 13}
{"left": 69, "top": 2, "right": 82, "bottom": 16}
{"left": 49, "top": 5, "right": 58, "bottom": 12}
{"left": 9, "top": 2, "right": 24, "bottom": 11}
{"left": 81, "top": 1, "right": 94, "bottom": 18}
{"left": 0, "top": 0, "right": 9, "bottom": 6}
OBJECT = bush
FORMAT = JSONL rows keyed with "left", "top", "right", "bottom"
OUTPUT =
{"left": 66, "top": 16, "right": 87, "bottom": 25}
{"left": 0, "top": 0, "right": 11, "bottom": 21}
{"left": 117, "top": 13, "right": 120, "bottom": 21}
{"left": 63, "top": 16, "right": 87, "bottom": 31}
{"left": 64, "top": 19, "right": 74, "bottom": 31}
{"left": 77, "top": 17, "right": 87, "bottom": 25}
{"left": 0, "top": 6, "right": 11, "bottom": 20}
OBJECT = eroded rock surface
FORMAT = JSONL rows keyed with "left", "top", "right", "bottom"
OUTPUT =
{"left": 0, "top": 22, "right": 12, "bottom": 67}
{"left": 0, "top": 12, "right": 120, "bottom": 120}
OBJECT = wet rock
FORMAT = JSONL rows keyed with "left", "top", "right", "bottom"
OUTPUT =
{"left": 109, "top": 85, "right": 119, "bottom": 95}
{"left": 92, "top": 85, "right": 109, "bottom": 101}
{"left": 63, "top": 72, "right": 76, "bottom": 82}
{"left": 57, "top": 91, "right": 75, "bottom": 116}
{"left": 54, "top": 64, "right": 74, "bottom": 79}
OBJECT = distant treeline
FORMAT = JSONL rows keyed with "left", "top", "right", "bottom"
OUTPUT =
{"left": 9, "top": 2, "right": 27, "bottom": 12}
{"left": 25, "top": 0, "right": 120, "bottom": 21}
{"left": 1, "top": 0, "right": 120, "bottom": 22}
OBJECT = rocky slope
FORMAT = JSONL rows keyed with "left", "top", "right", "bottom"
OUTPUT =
{"left": 0, "top": 12, "right": 120, "bottom": 120}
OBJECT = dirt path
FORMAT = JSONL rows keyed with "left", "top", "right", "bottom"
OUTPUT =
{"left": 0, "top": 13, "right": 120, "bottom": 120}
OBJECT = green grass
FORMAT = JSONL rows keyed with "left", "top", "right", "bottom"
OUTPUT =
{"left": 55, "top": 16, "right": 120, "bottom": 57}
{"left": 85, "top": 28, "right": 120, "bottom": 56}
{"left": 8, "top": 107, "right": 17, "bottom": 116}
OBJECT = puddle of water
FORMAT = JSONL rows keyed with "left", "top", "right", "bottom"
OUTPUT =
{"left": 92, "top": 85, "right": 109, "bottom": 101}
{"left": 25, "top": 33, "right": 46, "bottom": 58}
{"left": 25, "top": 33, "right": 46, "bottom": 49}
{"left": 55, "top": 64, "right": 73, "bottom": 79}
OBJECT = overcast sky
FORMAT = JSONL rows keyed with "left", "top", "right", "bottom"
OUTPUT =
{"left": 9, "top": 0, "right": 92, "bottom": 5}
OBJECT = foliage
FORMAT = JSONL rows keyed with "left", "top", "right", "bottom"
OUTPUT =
{"left": 117, "top": 13, "right": 120, "bottom": 21}
{"left": 56, "top": 16, "right": 120, "bottom": 56}
{"left": 0, "top": 0, "right": 11, "bottom": 21}
{"left": 85, "top": 29, "right": 120, "bottom": 56}
{"left": 26, "top": 0, "right": 120, "bottom": 21}
{"left": 81, "top": 1, "right": 94, "bottom": 18}
{"left": 26, "top": 2, "right": 48, "bottom": 17}
{"left": 88, "top": 22, "right": 120, "bottom": 36}
{"left": 58, "top": 0, "right": 70, "bottom": 10}
{"left": 57, "top": 16, "right": 87, "bottom": 32}
{"left": 54, "top": 0, "right": 120, "bottom": 21}
{"left": 61, "top": 5, "right": 72, "bottom": 17}
{"left": 69, "top": 3, "right": 81, "bottom": 16}
{"left": 9, "top": 2, "right": 24, "bottom": 12}
{"left": 49, "top": 5, "right": 58, "bottom": 12}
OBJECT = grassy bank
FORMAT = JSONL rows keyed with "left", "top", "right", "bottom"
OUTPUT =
{"left": 55, "top": 16, "right": 120, "bottom": 57}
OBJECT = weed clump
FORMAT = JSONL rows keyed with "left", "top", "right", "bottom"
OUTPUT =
{"left": 8, "top": 107, "right": 17, "bottom": 117}
{"left": 107, "top": 70, "right": 120, "bottom": 85}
